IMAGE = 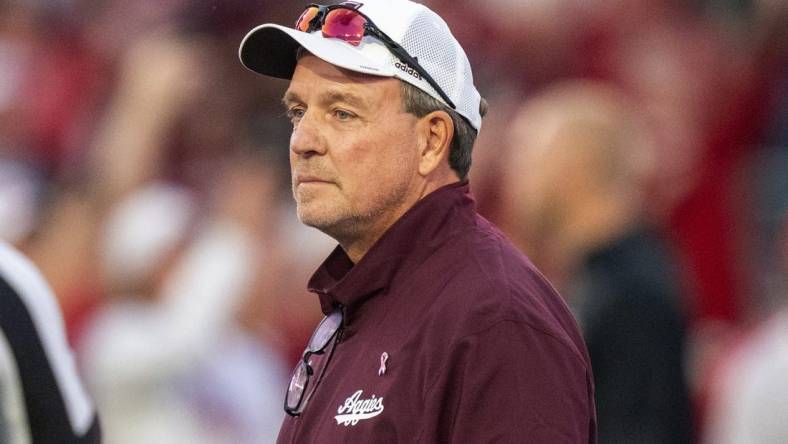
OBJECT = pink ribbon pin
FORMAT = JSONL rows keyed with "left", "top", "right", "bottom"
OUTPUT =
{"left": 378, "top": 352, "right": 389, "bottom": 376}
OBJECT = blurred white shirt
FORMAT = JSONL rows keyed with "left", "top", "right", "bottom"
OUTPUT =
{"left": 81, "top": 221, "right": 286, "bottom": 444}
{"left": 704, "top": 308, "right": 788, "bottom": 444}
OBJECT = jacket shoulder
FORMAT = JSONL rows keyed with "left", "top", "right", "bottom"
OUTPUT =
{"left": 423, "top": 218, "right": 589, "bottom": 365}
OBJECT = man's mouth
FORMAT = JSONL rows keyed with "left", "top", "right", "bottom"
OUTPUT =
{"left": 296, "top": 175, "right": 334, "bottom": 186}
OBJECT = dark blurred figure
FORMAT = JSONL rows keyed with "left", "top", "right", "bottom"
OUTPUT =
{"left": 0, "top": 239, "right": 101, "bottom": 443}
{"left": 502, "top": 80, "right": 693, "bottom": 443}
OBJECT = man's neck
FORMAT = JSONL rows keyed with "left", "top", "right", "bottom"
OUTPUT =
{"left": 342, "top": 234, "right": 383, "bottom": 264}
{"left": 340, "top": 176, "right": 460, "bottom": 263}
{"left": 337, "top": 195, "right": 418, "bottom": 264}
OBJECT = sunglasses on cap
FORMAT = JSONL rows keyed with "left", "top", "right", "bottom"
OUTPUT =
{"left": 295, "top": 3, "right": 456, "bottom": 109}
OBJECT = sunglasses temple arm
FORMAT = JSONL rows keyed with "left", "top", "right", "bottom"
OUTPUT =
{"left": 367, "top": 28, "right": 457, "bottom": 109}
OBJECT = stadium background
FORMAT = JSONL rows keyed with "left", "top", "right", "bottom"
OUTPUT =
{"left": 0, "top": 0, "right": 786, "bottom": 442}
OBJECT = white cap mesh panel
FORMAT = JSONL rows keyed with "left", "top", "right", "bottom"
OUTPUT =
{"left": 397, "top": 12, "right": 457, "bottom": 99}
{"left": 389, "top": 8, "right": 481, "bottom": 129}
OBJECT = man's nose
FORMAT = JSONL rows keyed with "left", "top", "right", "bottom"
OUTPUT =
{"left": 290, "top": 111, "right": 327, "bottom": 158}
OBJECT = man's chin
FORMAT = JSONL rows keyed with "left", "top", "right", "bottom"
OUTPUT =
{"left": 297, "top": 207, "right": 339, "bottom": 231}
{"left": 297, "top": 206, "right": 359, "bottom": 241}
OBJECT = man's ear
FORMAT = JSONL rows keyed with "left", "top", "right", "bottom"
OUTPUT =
{"left": 417, "top": 110, "right": 454, "bottom": 177}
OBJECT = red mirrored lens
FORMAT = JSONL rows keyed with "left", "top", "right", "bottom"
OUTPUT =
{"left": 322, "top": 8, "right": 366, "bottom": 46}
{"left": 296, "top": 6, "right": 319, "bottom": 32}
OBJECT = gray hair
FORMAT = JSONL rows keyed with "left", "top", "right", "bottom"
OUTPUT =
{"left": 400, "top": 82, "right": 487, "bottom": 180}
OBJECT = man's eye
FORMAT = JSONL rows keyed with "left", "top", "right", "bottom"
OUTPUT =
{"left": 287, "top": 108, "right": 305, "bottom": 122}
{"left": 334, "top": 109, "right": 354, "bottom": 121}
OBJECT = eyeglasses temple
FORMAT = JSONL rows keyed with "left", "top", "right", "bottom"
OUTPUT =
{"left": 365, "top": 26, "right": 457, "bottom": 109}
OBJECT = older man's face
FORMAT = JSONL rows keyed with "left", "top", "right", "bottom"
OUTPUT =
{"left": 283, "top": 55, "right": 421, "bottom": 243}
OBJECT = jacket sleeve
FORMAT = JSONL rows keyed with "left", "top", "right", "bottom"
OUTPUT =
{"left": 419, "top": 319, "right": 594, "bottom": 444}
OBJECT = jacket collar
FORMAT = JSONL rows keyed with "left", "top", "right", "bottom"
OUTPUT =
{"left": 307, "top": 181, "right": 476, "bottom": 316}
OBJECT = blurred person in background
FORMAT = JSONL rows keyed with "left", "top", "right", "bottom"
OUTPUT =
{"left": 701, "top": 76, "right": 788, "bottom": 442}
{"left": 502, "top": 80, "right": 693, "bottom": 443}
{"left": 0, "top": 239, "right": 101, "bottom": 443}
{"left": 80, "top": 168, "right": 287, "bottom": 444}
{"left": 0, "top": 160, "right": 43, "bottom": 250}
{"left": 703, "top": 212, "right": 788, "bottom": 444}
{"left": 74, "top": 24, "right": 291, "bottom": 444}
{"left": 239, "top": 0, "right": 595, "bottom": 442}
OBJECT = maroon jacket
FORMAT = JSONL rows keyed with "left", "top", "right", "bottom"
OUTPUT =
{"left": 277, "top": 182, "right": 596, "bottom": 443}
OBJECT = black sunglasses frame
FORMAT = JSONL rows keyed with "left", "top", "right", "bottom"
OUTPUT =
{"left": 284, "top": 308, "right": 343, "bottom": 417}
{"left": 299, "top": 3, "right": 457, "bottom": 109}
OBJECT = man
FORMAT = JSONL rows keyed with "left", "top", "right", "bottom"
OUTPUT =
{"left": 0, "top": 240, "right": 101, "bottom": 443}
{"left": 239, "top": 1, "right": 595, "bottom": 442}
{"left": 501, "top": 81, "right": 692, "bottom": 443}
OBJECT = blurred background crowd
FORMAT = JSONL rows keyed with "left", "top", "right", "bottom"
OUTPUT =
{"left": 0, "top": 0, "right": 786, "bottom": 442}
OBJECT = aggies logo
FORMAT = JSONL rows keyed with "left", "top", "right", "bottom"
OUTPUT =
{"left": 335, "top": 390, "right": 384, "bottom": 426}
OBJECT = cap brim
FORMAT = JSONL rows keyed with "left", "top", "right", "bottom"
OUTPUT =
{"left": 239, "top": 24, "right": 393, "bottom": 80}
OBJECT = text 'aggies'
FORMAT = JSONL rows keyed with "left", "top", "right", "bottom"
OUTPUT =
{"left": 334, "top": 390, "right": 384, "bottom": 426}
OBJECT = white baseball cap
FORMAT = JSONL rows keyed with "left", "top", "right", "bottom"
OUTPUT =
{"left": 239, "top": 0, "right": 483, "bottom": 131}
